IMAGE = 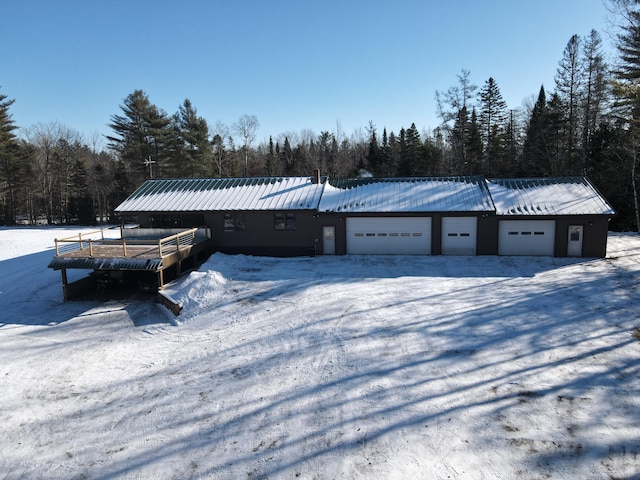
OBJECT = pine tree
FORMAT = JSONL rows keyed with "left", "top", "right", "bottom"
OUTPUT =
{"left": 467, "top": 109, "right": 484, "bottom": 175}
{"left": 282, "top": 137, "right": 295, "bottom": 175}
{"left": 450, "top": 106, "right": 469, "bottom": 174}
{"left": 479, "top": 77, "right": 508, "bottom": 175}
{"left": 171, "top": 99, "right": 211, "bottom": 177}
{"left": 522, "top": 86, "right": 553, "bottom": 176}
{"left": 0, "top": 87, "right": 21, "bottom": 224}
{"left": 365, "top": 122, "right": 381, "bottom": 175}
{"left": 398, "top": 124, "right": 421, "bottom": 176}
{"left": 107, "top": 90, "right": 171, "bottom": 186}
{"left": 266, "top": 136, "right": 276, "bottom": 176}
{"left": 581, "top": 29, "right": 609, "bottom": 175}
{"left": 555, "top": 34, "right": 583, "bottom": 174}
{"left": 611, "top": 0, "right": 640, "bottom": 231}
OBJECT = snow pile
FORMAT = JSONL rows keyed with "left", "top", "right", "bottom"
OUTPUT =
{"left": 164, "top": 253, "right": 230, "bottom": 315}
{"left": 1, "top": 227, "right": 639, "bottom": 479}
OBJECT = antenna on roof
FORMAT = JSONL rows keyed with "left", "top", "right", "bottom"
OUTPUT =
{"left": 143, "top": 156, "right": 156, "bottom": 179}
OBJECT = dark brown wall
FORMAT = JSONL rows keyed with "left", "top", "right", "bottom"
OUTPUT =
{"left": 477, "top": 215, "right": 499, "bottom": 255}
{"left": 554, "top": 215, "right": 611, "bottom": 258}
{"left": 205, "top": 210, "right": 321, "bottom": 256}
{"left": 491, "top": 215, "right": 611, "bottom": 258}
{"left": 127, "top": 210, "right": 611, "bottom": 258}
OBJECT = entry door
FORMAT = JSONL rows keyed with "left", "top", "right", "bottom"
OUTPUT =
{"left": 567, "top": 225, "right": 583, "bottom": 257}
{"left": 322, "top": 226, "right": 335, "bottom": 255}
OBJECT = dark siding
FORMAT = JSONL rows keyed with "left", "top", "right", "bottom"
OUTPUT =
{"left": 205, "top": 211, "right": 321, "bottom": 256}
{"left": 554, "top": 215, "right": 610, "bottom": 258}
{"left": 477, "top": 215, "right": 499, "bottom": 255}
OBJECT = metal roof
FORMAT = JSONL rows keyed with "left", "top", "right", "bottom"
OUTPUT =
{"left": 115, "top": 177, "right": 325, "bottom": 213}
{"left": 487, "top": 177, "right": 616, "bottom": 216}
{"left": 114, "top": 175, "right": 615, "bottom": 217}
{"left": 318, "top": 176, "right": 495, "bottom": 213}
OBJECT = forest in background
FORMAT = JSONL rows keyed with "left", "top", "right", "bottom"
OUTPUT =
{"left": 2, "top": 1, "right": 640, "bottom": 232}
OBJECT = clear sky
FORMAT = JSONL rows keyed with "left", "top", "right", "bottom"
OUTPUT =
{"left": 3, "top": 0, "right": 615, "bottom": 145}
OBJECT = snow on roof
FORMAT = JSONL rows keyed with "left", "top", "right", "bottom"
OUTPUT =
{"left": 318, "top": 176, "right": 495, "bottom": 213}
{"left": 115, "top": 177, "right": 325, "bottom": 213}
{"left": 116, "top": 175, "right": 615, "bottom": 217}
{"left": 487, "top": 177, "right": 616, "bottom": 216}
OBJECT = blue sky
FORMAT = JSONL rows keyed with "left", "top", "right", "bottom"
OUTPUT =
{"left": 3, "top": 0, "right": 614, "bottom": 145}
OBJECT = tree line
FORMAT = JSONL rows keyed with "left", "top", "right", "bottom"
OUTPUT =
{"left": 2, "top": 1, "right": 640, "bottom": 231}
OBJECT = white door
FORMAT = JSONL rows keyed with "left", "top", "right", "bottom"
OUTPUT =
{"left": 441, "top": 217, "right": 477, "bottom": 255}
{"left": 498, "top": 220, "right": 555, "bottom": 256}
{"left": 322, "top": 226, "right": 335, "bottom": 255}
{"left": 567, "top": 225, "right": 583, "bottom": 257}
{"left": 346, "top": 217, "right": 431, "bottom": 254}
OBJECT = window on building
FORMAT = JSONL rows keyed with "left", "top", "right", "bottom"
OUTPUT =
{"left": 223, "top": 213, "right": 245, "bottom": 232}
{"left": 275, "top": 213, "right": 296, "bottom": 231}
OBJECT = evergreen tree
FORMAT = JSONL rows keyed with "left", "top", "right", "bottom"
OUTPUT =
{"left": 281, "top": 137, "right": 296, "bottom": 175}
{"left": 170, "top": 99, "right": 211, "bottom": 177}
{"left": 0, "top": 87, "right": 21, "bottom": 224}
{"left": 611, "top": 0, "right": 640, "bottom": 231}
{"left": 387, "top": 131, "right": 400, "bottom": 177}
{"left": 266, "top": 136, "right": 276, "bottom": 176}
{"left": 466, "top": 109, "right": 484, "bottom": 175}
{"left": 555, "top": 34, "right": 583, "bottom": 174}
{"left": 504, "top": 110, "right": 520, "bottom": 176}
{"left": 317, "top": 131, "right": 334, "bottom": 175}
{"left": 377, "top": 128, "right": 393, "bottom": 177}
{"left": 522, "top": 86, "right": 553, "bottom": 176}
{"left": 365, "top": 123, "right": 381, "bottom": 175}
{"left": 398, "top": 124, "right": 421, "bottom": 176}
{"left": 479, "top": 77, "right": 508, "bottom": 175}
{"left": 581, "top": 29, "right": 609, "bottom": 175}
{"left": 450, "top": 106, "right": 470, "bottom": 174}
{"left": 107, "top": 90, "right": 171, "bottom": 186}
{"left": 546, "top": 93, "right": 567, "bottom": 175}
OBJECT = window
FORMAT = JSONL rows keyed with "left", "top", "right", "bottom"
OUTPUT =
{"left": 223, "top": 213, "right": 245, "bottom": 232}
{"left": 275, "top": 213, "right": 296, "bottom": 231}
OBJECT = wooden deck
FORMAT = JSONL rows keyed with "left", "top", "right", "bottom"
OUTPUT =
{"left": 57, "top": 243, "right": 192, "bottom": 261}
{"left": 49, "top": 226, "right": 213, "bottom": 299}
{"left": 52, "top": 226, "right": 206, "bottom": 263}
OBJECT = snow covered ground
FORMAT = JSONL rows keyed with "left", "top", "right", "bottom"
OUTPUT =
{"left": 1, "top": 226, "right": 639, "bottom": 479}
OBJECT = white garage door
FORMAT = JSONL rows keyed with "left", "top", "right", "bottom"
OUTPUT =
{"left": 498, "top": 220, "right": 555, "bottom": 256}
{"left": 346, "top": 217, "right": 431, "bottom": 254}
{"left": 442, "top": 217, "right": 477, "bottom": 255}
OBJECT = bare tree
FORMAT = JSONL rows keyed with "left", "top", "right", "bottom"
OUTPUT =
{"left": 232, "top": 114, "right": 259, "bottom": 176}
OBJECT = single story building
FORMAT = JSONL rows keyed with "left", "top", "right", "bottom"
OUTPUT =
{"left": 114, "top": 174, "right": 615, "bottom": 258}
{"left": 486, "top": 177, "right": 615, "bottom": 257}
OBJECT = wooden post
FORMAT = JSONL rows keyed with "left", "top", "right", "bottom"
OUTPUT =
{"left": 61, "top": 269, "right": 68, "bottom": 286}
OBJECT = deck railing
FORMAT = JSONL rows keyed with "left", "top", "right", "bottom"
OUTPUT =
{"left": 54, "top": 226, "right": 201, "bottom": 258}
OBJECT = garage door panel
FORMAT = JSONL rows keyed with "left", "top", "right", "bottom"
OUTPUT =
{"left": 499, "top": 220, "right": 555, "bottom": 256}
{"left": 347, "top": 217, "right": 431, "bottom": 254}
{"left": 442, "top": 217, "right": 477, "bottom": 255}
